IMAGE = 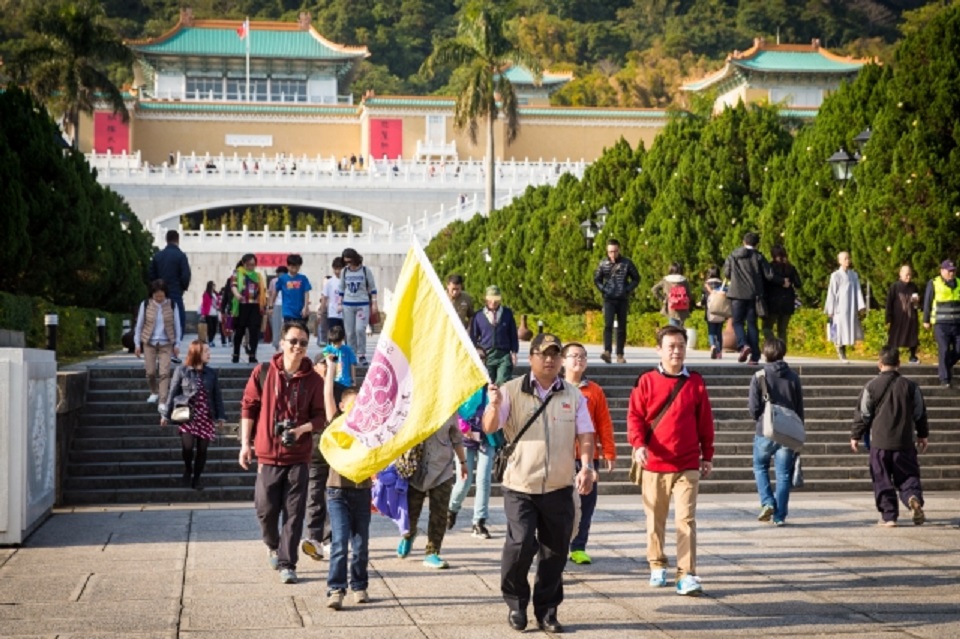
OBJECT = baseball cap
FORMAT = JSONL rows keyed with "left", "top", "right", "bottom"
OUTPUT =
{"left": 485, "top": 285, "right": 502, "bottom": 300}
{"left": 941, "top": 260, "right": 956, "bottom": 271}
{"left": 530, "top": 332, "right": 562, "bottom": 355}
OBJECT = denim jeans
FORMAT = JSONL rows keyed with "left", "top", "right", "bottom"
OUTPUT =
{"left": 570, "top": 459, "right": 599, "bottom": 552}
{"left": 449, "top": 445, "right": 494, "bottom": 524}
{"left": 752, "top": 435, "right": 796, "bottom": 523}
{"left": 707, "top": 321, "right": 724, "bottom": 350}
{"left": 731, "top": 298, "right": 760, "bottom": 362}
{"left": 326, "top": 486, "right": 372, "bottom": 593}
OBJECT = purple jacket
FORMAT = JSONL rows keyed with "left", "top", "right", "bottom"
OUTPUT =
{"left": 372, "top": 464, "right": 410, "bottom": 535}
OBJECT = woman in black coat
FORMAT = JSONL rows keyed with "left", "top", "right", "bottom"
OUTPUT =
{"left": 763, "top": 245, "right": 802, "bottom": 343}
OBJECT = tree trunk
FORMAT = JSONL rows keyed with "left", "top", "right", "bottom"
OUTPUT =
{"left": 485, "top": 111, "right": 495, "bottom": 215}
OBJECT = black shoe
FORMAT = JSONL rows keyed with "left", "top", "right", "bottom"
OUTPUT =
{"left": 537, "top": 610, "right": 563, "bottom": 633}
{"left": 508, "top": 610, "right": 527, "bottom": 631}
{"left": 181, "top": 471, "right": 191, "bottom": 487}
{"left": 249, "top": 357, "right": 258, "bottom": 364}
{"left": 446, "top": 510, "right": 457, "bottom": 531}
{"left": 191, "top": 477, "right": 204, "bottom": 491}
{"left": 231, "top": 354, "right": 240, "bottom": 364}
{"left": 472, "top": 520, "right": 491, "bottom": 539}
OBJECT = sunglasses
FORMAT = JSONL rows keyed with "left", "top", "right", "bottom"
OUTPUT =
{"left": 285, "top": 338, "right": 309, "bottom": 347}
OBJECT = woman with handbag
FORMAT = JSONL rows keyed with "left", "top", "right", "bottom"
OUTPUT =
{"left": 703, "top": 267, "right": 730, "bottom": 359}
{"left": 747, "top": 338, "right": 804, "bottom": 526}
{"left": 160, "top": 340, "right": 225, "bottom": 490}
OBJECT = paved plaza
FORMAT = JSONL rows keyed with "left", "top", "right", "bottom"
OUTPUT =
{"left": 2, "top": 492, "right": 958, "bottom": 638}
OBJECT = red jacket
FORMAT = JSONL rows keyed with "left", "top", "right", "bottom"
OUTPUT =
{"left": 575, "top": 380, "right": 616, "bottom": 462}
{"left": 627, "top": 369, "right": 715, "bottom": 473}
{"left": 241, "top": 353, "right": 326, "bottom": 465}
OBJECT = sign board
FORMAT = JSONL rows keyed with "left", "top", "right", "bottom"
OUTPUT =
{"left": 369, "top": 119, "right": 402, "bottom": 159}
{"left": 93, "top": 112, "right": 130, "bottom": 154}
{"left": 226, "top": 134, "right": 274, "bottom": 148}
{"left": 255, "top": 253, "right": 290, "bottom": 269}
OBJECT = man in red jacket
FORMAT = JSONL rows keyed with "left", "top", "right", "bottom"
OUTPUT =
{"left": 627, "top": 325, "right": 715, "bottom": 596}
{"left": 240, "top": 322, "right": 326, "bottom": 585}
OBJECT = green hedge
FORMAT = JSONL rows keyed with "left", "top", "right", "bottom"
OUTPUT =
{"left": 531, "top": 308, "right": 937, "bottom": 362}
{"left": 0, "top": 291, "right": 127, "bottom": 358}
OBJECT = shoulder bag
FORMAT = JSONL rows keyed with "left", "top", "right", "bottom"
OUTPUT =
{"left": 758, "top": 371, "right": 806, "bottom": 451}
{"left": 628, "top": 376, "right": 688, "bottom": 487}
{"left": 492, "top": 390, "right": 557, "bottom": 483}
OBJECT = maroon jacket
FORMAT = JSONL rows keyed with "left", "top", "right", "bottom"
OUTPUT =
{"left": 241, "top": 352, "right": 326, "bottom": 465}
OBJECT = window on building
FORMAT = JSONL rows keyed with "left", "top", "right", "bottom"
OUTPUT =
{"left": 186, "top": 76, "right": 224, "bottom": 101}
{"left": 426, "top": 115, "right": 446, "bottom": 144}
{"left": 272, "top": 79, "right": 307, "bottom": 103}
{"left": 769, "top": 87, "right": 823, "bottom": 108}
{"left": 226, "top": 78, "right": 247, "bottom": 101}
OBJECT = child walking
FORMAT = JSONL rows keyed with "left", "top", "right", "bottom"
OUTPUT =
{"left": 704, "top": 267, "right": 730, "bottom": 359}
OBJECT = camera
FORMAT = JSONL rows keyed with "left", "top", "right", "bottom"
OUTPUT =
{"left": 274, "top": 419, "right": 297, "bottom": 447}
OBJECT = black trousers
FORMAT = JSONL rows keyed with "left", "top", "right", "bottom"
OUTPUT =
{"left": 933, "top": 322, "right": 960, "bottom": 383}
{"left": 254, "top": 462, "right": 309, "bottom": 570}
{"left": 233, "top": 303, "right": 261, "bottom": 358}
{"left": 869, "top": 447, "right": 923, "bottom": 522}
{"left": 306, "top": 456, "right": 331, "bottom": 544}
{"left": 501, "top": 486, "right": 574, "bottom": 620}
{"left": 602, "top": 298, "right": 628, "bottom": 355}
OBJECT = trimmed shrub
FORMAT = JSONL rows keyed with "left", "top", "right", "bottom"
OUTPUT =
{"left": 0, "top": 291, "right": 126, "bottom": 358}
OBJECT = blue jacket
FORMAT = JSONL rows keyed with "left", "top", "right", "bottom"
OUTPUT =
{"left": 468, "top": 305, "right": 519, "bottom": 354}
{"left": 161, "top": 364, "right": 225, "bottom": 421}
{"left": 148, "top": 244, "right": 192, "bottom": 299}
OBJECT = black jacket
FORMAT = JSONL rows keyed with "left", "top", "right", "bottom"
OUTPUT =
{"left": 594, "top": 256, "right": 640, "bottom": 301}
{"left": 765, "top": 262, "right": 801, "bottom": 316}
{"left": 749, "top": 361, "right": 804, "bottom": 437}
{"left": 149, "top": 244, "right": 192, "bottom": 299}
{"left": 851, "top": 370, "right": 928, "bottom": 451}
{"left": 722, "top": 246, "right": 780, "bottom": 300}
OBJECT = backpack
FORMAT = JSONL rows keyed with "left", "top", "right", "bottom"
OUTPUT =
{"left": 667, "top": 284, "right": 690, "bottom": 312}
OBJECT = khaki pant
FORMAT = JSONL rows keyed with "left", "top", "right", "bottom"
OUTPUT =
{"left": 641, "top": 469, "right": 700, "bottom": 577}
{"left": 143, "top": 342, "right": 173, "bottom": 402}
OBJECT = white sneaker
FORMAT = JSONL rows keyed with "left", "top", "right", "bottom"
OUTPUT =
{"left": 146, "top": 393, "right": 159, "bottom": 404}
{"left": 649, "top": 568, "right": 667, "bottom": 587}
{"left": 323, "top": 542, "right": 332, "bottom": 558}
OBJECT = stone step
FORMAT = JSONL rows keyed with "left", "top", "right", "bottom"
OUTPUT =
{"left": 69, "top": 447, "right": 240, "bottom": 464}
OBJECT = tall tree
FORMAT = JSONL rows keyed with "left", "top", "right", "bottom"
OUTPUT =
{"left": 17, "top": 0, "right": 132, "bottom": 148}
{"left": 422, "top": 0, "right": 540, "bottom": 214}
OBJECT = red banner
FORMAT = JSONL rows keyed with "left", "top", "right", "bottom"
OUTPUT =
{"left": 255, "top": 253, "right": 289, "bottom": 268}
{"left": 369, "top": 118, "right": 402, "bottom": 160}
{"left": 93, "top": 112, "right": 129, "bottom": 154}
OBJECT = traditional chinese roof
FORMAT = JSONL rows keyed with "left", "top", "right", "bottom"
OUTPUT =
{"left": 682, "top": 38, "right": 868, "bottom": 92}
{"left": 127, "top": 11, "right": 369, "bottom": 62}
{"left": 136, "top": 101, "right": 359, "bottom": 116}
{"left": 361, "top": 95, "right": 668, "bottom": 121}
{"left": 497, "top": 66, "right": 573, "bottom": 87}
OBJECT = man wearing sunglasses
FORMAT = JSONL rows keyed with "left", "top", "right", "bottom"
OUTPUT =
{"left": 240, "top": 322, "right": 326, "bottom": 585}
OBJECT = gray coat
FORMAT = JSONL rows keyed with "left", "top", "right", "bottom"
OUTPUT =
{"left": 409, "top": 417, "right": 463, "bottom": 492}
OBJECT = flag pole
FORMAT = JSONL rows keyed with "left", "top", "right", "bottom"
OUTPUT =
{"left": 244, "top": 17, "right": 250, "bottom": 102}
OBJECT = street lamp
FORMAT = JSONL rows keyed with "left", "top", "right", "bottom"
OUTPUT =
{"left": 579, "top": 218, "right": 598, "bottom": 250}
{"left": 481, "top": 247, "right": 492, "bottom": 263}
{"left": 852, "top": 127, "right": 872, "bottom": 157}
{"left": 827, "top": 148, "right": 858, "bottom": 183}
{"left": 595, "top": 205, "right": 609, "bottom": 230}
{"left": 118, "top": 213, "right": 130, "bottom": 232}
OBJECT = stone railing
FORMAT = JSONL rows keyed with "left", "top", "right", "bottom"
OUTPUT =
{"left": 173, "top": 191, "right": 520, "bottom": 252}
{"left": 86, "top": 151, "right": 587, "bottom": 190}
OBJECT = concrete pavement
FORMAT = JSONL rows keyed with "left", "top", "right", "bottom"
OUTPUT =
{"left": 2, "top": 492, "right": 958, "bottom": 638}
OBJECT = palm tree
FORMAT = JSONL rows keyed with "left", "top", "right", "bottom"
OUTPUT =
{"left": 17, "top": 0, "right": 131, "bottom": 149}
{"left": 422, "top": 1, "right": 540, "bottom": 214}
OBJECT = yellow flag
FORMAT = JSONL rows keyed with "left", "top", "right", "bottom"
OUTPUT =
{"left": 320, "top": 239, "right": 489, "bottom": 483}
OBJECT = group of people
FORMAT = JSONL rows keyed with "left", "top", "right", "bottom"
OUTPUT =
{"left": 134, "top": 232, "right": 934, "bottom": 634}
{"left": 595, "top": 231, "right": 960, "bottom": 376}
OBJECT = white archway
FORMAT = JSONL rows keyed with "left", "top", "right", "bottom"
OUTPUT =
{"left": 151, "top": 198, "right": 391, "bottom": 231}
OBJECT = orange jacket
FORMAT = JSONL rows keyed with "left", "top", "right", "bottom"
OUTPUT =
{"left": 574, "top": 379, "right": 616, "bottom": 461}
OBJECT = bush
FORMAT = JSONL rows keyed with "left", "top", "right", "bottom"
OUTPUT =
{"left": 0, "top": 291, "right": 126, "bottom": 358}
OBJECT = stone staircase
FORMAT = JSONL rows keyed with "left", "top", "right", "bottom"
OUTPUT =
{"left": 63, "top": 363, "right": 960, "bottom": 504}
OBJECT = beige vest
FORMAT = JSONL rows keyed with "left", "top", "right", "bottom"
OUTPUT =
{"left": 501, "top": 375, "right": 580, "bottom": 494}
{"left": 140, "top": 299, "right": 175, "bottom": 345}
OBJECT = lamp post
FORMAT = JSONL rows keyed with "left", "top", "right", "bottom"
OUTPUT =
{"left": 579, "top": 219, "right": 598, "bottom": 250}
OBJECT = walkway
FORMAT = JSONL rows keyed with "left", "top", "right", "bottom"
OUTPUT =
{"left": 2, "top": 493, "right": 957, "bottom": 637}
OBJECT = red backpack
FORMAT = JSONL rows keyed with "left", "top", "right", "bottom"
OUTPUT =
{"left": 667, "top": 284, "right": 690, "bottom": 311}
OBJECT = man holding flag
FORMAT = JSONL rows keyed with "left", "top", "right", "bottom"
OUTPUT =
{"left": 320, "top": 240, "right": 487, "bottom": 494}
{"left": 483, "top": 333, "right": 597, "bottom": 634}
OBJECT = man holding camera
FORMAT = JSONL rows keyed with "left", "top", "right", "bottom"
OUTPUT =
{"left": 240, "top": 322, "right": 326, "bottom": 584}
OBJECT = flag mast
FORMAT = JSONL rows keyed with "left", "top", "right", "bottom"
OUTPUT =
{"left": 244, "top": 17, "right": 250, "bottom": 102}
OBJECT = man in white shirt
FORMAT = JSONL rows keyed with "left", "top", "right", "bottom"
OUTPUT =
{"left": 320, "top": 257, "right": 344, "bottom": 346}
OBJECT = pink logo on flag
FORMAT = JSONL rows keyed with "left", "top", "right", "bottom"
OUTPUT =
{"left": 344, "top": 338, "right": 413, "bottom": 448}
